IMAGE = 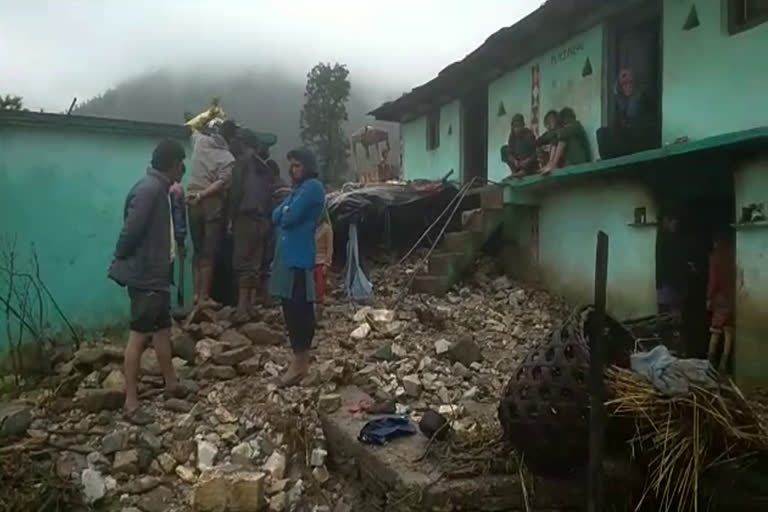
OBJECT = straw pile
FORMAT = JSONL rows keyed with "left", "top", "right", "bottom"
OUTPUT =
{"left": 606, "top": 366, "right": 768, "bottom": 511}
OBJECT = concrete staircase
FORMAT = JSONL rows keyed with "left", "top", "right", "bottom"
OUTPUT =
{"left": 412, "top": 186, "right": 505, "bottom": 295}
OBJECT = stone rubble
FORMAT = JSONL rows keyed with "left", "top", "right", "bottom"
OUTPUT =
{"left": 0, "top": 256, "right": 566, "bottom": 511}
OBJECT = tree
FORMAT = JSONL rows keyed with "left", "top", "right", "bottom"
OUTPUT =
{"left": 300, "top": 63, "right": 351, "bottom": 184}
{"left": 0, "top": 94, "right": 24, "bottom": 111}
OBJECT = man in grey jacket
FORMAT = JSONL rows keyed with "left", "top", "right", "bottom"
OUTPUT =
{"left": 108, "top": 140, "right": 188, "bottom": 422}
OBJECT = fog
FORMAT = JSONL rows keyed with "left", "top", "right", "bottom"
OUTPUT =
{"left": 1, "top": 0, "right": 537, "bottom": 112}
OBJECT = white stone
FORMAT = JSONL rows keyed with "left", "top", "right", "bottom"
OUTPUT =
{"left": 402, "top": 375, "right": 422, "bottom": 397}
{"left": 232, "top": 442, "right": 254, "bottom": 461}
{"left": 352, "top": 307, "right": 372, "bottom": 323}
{"left": 264, "top": 451, "right": 287, "bottom": 480}
{"left": 434, "top": 338, "right": 451, "bottom": 355}
{"left": 197, "top": 440, "right": 218, "bottom": 470}
{"left": 312, "top": 465, "right": 330, "bottom": 484}
{"left": 391, "top": 343, "right": 408, "bottom": 359}
{"left": 175, "top": 464, "right": 197, "bottom": 483}
{"left": 269, "top": 491, "right": 287, "bottom": 512}
{"left": 350, "top": 323, "right": 371, "bottom": 340}
{"left": 369, "top": 309, "right": 395, "bottom": 323}
{"left": 310, "top": 448, "right": 327, "bottom": 467}
{"left": 81, "top": 468, "right": 106, "bottom": 503}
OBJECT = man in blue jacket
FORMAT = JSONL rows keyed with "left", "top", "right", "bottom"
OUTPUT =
{"left": 269, "top": 148, "right": 325, "bottom": 386}
{"left": 108, "top": 140, "right": 189, "bottom": 422}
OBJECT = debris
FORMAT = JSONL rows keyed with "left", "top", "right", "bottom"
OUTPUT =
{"left": 402, "top": 375, "right": 422, "bottom": 397}
{"left": 194, "top": 470, "right": 266, "bottom": 512}
{"left": 350, "top": 323, "right": 371, "bottom": 340}
{"left": 312, "top": 465, "right": 330, "bottom": 484}
{"left": 77, "top": 389, "right": 125, "bottom": 412}
{"left": 197, "top": 441, "right": 219, "bottom": 470}
{"left": 102, "top": 429, "right": 130, "bottom": 455}
{"left": 434, "top": 338, "right": 451, "bottom": 355}
{"left": 318, "top": 394, "right": 342, "bottom": 414}
{"left": 220, "top": 328, "right": 253, "bottom": 348}
{"left": 165, "top": 398, "right": 193, "bottom": 413}
{"left": 444, "top": 335, "right": 483, "bottom": 366}
{"left": 199, "top": 365, "right": 237, "bottom": 380}
{"left": 264, "top": 451, "right": 287, "bottom": 480}
{"left": 81, "top": 468, "right": 107, "bottom": 503}
{"left": 0, "top": 403, "right": 32, "bottom": 439}
{"left": 172, "top": 331, "right": 198, "bottom": 363}
{"left": 237, "top": 356, "right": 263, "bottom": 376}
{"left": 310, "top": 448, "right": 327, "bottom": 467}
{"left": 101, "top": 369, "right": 127, "bottom": 391}
{"left": 175, "top": 464, "right": 197, "bottom": 483}
{"left": 113, "top": 449, "right": 140, "bottom": 475}
{"left": 419, "top": 410, "right": 449, "bottom": 440}
{"left": 241, "top": 322, "right": 286, "bottom": 346}
{"left": 157, "top": 453, "right": 177, "bottom": 474}
{"left": 213, "top": 345, "right": 254, "bottom": 366}
{"left": 269, "top": 491, "right": 287, "bottom": 512}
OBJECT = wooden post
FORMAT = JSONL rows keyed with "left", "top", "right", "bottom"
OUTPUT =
{"left": 588, "top": 231, "right": 609, "bottom": 512}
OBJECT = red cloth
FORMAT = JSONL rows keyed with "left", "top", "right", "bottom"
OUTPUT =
{"left": 708, "top": 245, "right": 735, "bottom": 328}
{"left": 314, "top": 264, "right": 328, "bottom": 304}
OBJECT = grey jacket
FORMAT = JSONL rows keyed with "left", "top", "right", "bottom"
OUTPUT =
{"left": 108, "top": 168, "right": 173, "bottom": 292}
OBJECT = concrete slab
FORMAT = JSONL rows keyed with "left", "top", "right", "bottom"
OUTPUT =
{"left": 320, "top": 386, "right": 586, "bottom": 511}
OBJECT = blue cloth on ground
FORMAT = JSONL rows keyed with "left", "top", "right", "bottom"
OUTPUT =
{"left": 630, "top": 345, "right": 718, "bottom": 396}
{"left": 358, "top": 416, "right": 416, "bottom": 446}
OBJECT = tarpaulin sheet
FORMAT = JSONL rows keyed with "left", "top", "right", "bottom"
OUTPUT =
{"left": 327, "top": 181, "right": 457, "bottom": 224}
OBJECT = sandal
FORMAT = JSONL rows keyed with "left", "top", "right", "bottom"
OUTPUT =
{"left": 123, "top": 407, "right": 154, "bottom": 426}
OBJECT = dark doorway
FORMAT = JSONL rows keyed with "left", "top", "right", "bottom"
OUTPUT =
{"left": 462, "top": 88, "right": 488, "bottom": 186}
{"left": 607, "top": 6, "right": 663, "bottom": 148}
{"left": 654, "top": 162, "right": 735, "bottom": 358}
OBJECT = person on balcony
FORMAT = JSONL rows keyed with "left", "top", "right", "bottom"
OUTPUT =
{"left": 596, "top": 69, "right": 656, "bottom": 159}
{"left": 501, "top": 113, "right": 538, "bottom": 178}
{"left": 537, "top": 107, "right": 591, "bottom": 175}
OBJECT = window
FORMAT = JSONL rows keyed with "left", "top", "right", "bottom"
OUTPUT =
{"left": 728, "top": 0, "right": 768, "bottom": 34}
{"left": 426, "top": 109, "right": 440, "bottom": 151}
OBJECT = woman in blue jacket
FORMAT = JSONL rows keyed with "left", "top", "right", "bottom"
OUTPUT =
{"left": 270, "top": 148, "right": 325, "bottom": 386}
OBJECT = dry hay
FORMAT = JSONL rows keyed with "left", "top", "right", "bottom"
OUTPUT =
{"left": 0, "top": 450, "right": 83, "bottom": 512}
{"left": 606, "top": 366, "right": 768, "bottom": 511}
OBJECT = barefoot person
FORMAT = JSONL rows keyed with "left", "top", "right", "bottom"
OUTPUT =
{"left": 108, "top": 140, "right": 189, "bottom": 422}
{"left": 270, "top": 148, "right": 325, "bottom": 386}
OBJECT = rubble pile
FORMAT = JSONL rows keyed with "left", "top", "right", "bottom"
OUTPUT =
{"left": 0, "top": 256, "right": 567, "bottom": 511}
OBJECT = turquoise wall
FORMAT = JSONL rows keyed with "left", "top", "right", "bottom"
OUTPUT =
{"left": 401, "top": 100, "right": 461, "bottom": 182}
{"left": 535, "top": 177, "right": 657, "bottom": 319}
{"left": 732, "top": 155, "right": 768, "bottom": 385}
{"left": 663, "top": 0, "right": 768, "bottom": 142}
{"left": 487, "top": 25, "right": 604, "bottom": 183}
{"left": 0, "top": 125, "right": 189, "bottom": 348}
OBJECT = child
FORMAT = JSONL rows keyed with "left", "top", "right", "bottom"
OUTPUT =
{"left": 314, "top": 209, "right": 334, "bottom": 320}
{"left": 706, "top": 230, "right": 735, "bottom": 373}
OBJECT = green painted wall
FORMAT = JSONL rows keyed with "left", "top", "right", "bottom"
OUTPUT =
{"left": 732, "top": 155, "right": 768, "bottom": 385}
{"left": 536, "top": 177, "right": 657, "bottom": 319}
{"left": 663, "top": 0, "right": 768, "bottom": 142}
{"left": 401, "top": 100, "right": 461, "bottom": 181}
{"left": 487, "top": 25, "right": 604, "bottom": 183}
{"left": 0, "top": 125, "right": 189, "bottom": 349}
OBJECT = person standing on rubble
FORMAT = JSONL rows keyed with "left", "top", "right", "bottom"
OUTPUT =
{"left": 270, "top": 148, "right": 325, "bottom": 387}
{"left": 187, "top": 120, "right": 237, "bottom": 308}
{"left": 229, "top": 130, "right": 275, "bottom": 323}
{"left": 108, "top": 140, "right": 190, "bottom": 423}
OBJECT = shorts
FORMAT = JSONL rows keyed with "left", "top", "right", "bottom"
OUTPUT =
{"left": 189, "top": 199, "right": 224, "bottom": 264}
{"left": 128, "top": 287, "right": 171, "bottom": 334}
{"left": 710, "top": 296, "right": 734, "bottom": 332}
{"left": 232, "top": 214, "right": 270, "bottom": 287}
{"left": 313, "top": 264, "right": 328, "bottom": 304}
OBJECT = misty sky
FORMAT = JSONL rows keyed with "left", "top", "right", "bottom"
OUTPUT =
{"left": 1, "top": 1, "right": 538, "bottom": 112}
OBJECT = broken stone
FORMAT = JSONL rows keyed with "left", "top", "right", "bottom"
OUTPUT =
{"left": 352, "top": 306, "right": 372, "bottom": 323}
{"left": 0, "top": 403, "right": 32, "bottom": 439}
{"left": 350, "top": 323, "right": 371, "bottom": 340}
{"left": 141, "top": 349, "right": 161, "bottom": 376}
{"left": 113, "top": 449, "right": 140, "bottom": 475}
{"left": 82, "top": 370, "right": 101, "bottom": 388}
{"left": 172, "top": 331, "right": 197, "bottom": 363}
{"left": 171, "top": 439, "right": 196, "bottom": 464}
{"left": 231, "top": 442, "right": 254, "bottom": 465}
{"left": 312, "top": 465, "right": 330, "bottom": 485}
{"left": 318, "top": 394, "right": 341, "bottom": 414}
{"left": 81, "top": 468, "right": 107, "bottom": 504}
{"left": 241, "top": 322, "right": 285, "bottom": 346}
{"left": 310, "top": 448, "right": 327, "bottom": 467}
{"left": 391, "top": 343, "right": 408, "bottom": 359}
{"left": 376, "top": 320, "right": 406, "bottom": 338}
{"left": 197, "top": 440, "right": 218, "bottom": 470}
{"left": 165, "top": 398, "right": 193, "bottom": 413}
{"left": 453, "top": 362, "right": 470, "bottom": 378}
{"left": 220, "top": 329, "right": 252, "bottom": 349}
{"left": 86, "top": 451, "right": 111, "bottom": 473}
{"left": 434, "top": 338, "right": 451, "bottom": 355}
{"left": 269, "top": 491, "right": 287, "bottom": 512}
{"left": 462, "top": 386, "right": 479, "bottom": 399}
{"left": 199, "top": 365, "right": 236, "bottom": 380}
{"left": 230, "top": 471, "right": 266, "bottom": 512}
{"left": 176, "top": 464, "right": 197, "bottom": 483}
{"left": 156, "top": 452, "right": 177, "bottom": 474}
{"left": 101, "top": 369, "right": 126, "bottom": 391}
{"left": 200, "top": 321, "right": 224, "bottom": 339}
{"left": 372, "top": 344, "right": 394, "bottom": 361}
{"left": 236, "top": 356, "right": 262, "bottom": 376}
{"left": 287, "top": 479, "right": 304, "bottom": 510}
{"left": 74, "top": 346, "right": 122, "bottom": 371}
{"left": 263, "top": 451, "right": 286, "bottom": 480}
{"left": 77, "top": 389, "right": 125, "bottom": 413}
{"left": 213, "top": 346, "right": 253, "bottom": 366}
{"left": 402, "top": 375, "right": 422, "bottom": 397}
{"left": 102, "top": 429, "right": 130, "bottom": 455}
{"left": 56, "top": 452, "right": 87, "bottom": 480}
{"left": 140, "top": 431, "right": 163, "bottom": 453}
{"left": 445, "top": 335, "right": 483, "bottom": 367}
{"left": 122, "top": 475, "right": 161, "bottom": 494}
{"left": 194, "top": 470, "right": 266, "bottom": 512}
{"left": 137, "top": 485, "right": 174, "bottom": 512}
{"left": 195, "top": 338, "right": 220, "bottom": 363}
{"left": 215, "top": 406, "right": 237, "bottom": 424}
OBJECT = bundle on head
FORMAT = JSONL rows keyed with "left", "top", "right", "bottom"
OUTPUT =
{"left": 606, "top": 366, "right": 768, "bottom": 511}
